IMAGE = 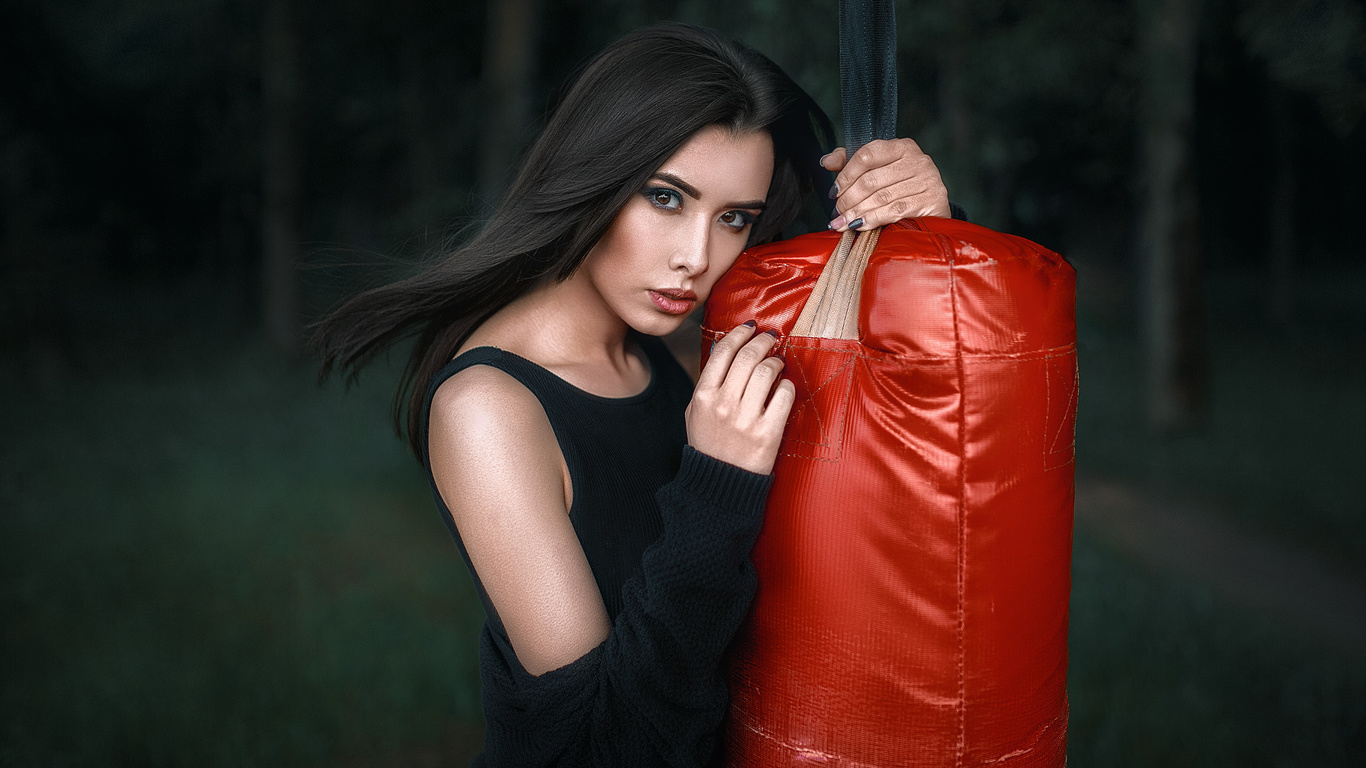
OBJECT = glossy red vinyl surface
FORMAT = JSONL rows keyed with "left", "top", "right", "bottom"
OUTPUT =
{"left": 702, "top": 218, "right": 1076, "bottom": 767}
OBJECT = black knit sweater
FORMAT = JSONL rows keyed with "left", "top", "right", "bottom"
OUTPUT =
{"left": 422, "top": 335, "right": 772, "bottom": 767}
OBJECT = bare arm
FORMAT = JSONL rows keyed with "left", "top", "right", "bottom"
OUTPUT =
{"left": 427, "top": 323, "right": 794, "bottom": 678}
{"left": 428, "top": 364, "right": 610, "bottom": 676}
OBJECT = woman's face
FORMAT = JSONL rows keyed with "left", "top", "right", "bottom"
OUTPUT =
{"left": 581, "top": 125, "right": 774, "bottom": 337}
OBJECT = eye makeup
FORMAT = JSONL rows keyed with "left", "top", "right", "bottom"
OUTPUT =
{"left": 643, "top": 187, "right": 683, "bottom": 211}
{"left": 719, "top": 210, "right": 757, "bottom": 232}
{"left": 639, "top": 173, "right": 764, "bottom": 234}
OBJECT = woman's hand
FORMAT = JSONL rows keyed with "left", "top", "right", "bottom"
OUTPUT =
{"left": 822, "top": 138, "right": 950, "bottom": 232}
{"left": 686, "top": 322, "right": 795, "bottom": 476}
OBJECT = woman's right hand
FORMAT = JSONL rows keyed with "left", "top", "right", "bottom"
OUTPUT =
{"left": 685, "top": 322, "right": 795, "bottom": 475}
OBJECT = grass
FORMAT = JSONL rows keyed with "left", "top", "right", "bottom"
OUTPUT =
{"left": 2, "top": 270, "right": 1364, "bottom": 765}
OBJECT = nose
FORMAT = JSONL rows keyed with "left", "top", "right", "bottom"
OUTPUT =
{"left": 670, "top": 215, "right": 711, "bottom": 276}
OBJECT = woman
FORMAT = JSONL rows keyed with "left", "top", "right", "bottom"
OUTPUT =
{"left": 315, "top": 24, "right": 951, "bottom": 767}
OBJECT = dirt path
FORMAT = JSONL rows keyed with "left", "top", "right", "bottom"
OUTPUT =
{"left": 1074, "top": 476, "right": 1366, "bottom": 656}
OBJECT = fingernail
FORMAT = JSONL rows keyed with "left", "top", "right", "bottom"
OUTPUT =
{"left": 742, "top": 320, "right": 757, "bottom": 328}
{"left": 828, "top": 215, "right": 846, "bottom": 231}
{"left": 763, "top": 329, "right": 779, "bottom": 338}
{"left": 827, "top": 183, "right": 839, "bottom": 199}
{"left": 831, "top": 206, "right": 840, "bottom": 218}
{"left": 819, "top": 152, "right": 832, "bottom": 165}
{"left": 848, "top": 217, "right": 865, "bottom": 231}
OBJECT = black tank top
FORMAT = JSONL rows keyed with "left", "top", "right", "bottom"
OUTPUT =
{"left": 421, "top": 333, "right": 694, "bottom": 628}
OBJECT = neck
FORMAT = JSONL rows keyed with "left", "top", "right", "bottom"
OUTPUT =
{"left": 481, "top": 269, "right": 635, "bottom": 370}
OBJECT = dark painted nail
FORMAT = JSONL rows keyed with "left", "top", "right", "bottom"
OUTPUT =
{"left": 848, "top": 217, "right": 865, "bottom": 231}
{"left": 831, "top": 206, "right": 840, "bottom": 218}
{"left": 763, "top": 329, "right": 779, "bottom": 338}
{"left": 828, "top": 183, "right": 839, "bottom": 199}
{"left": 742, "top": 320, "right": 757, "bottom": 328}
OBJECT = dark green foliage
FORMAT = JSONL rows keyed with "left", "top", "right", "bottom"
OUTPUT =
{"left": 1069, "top": 532, "right": 1366, "bottom": 767}
{"left": 0, "top": 291, "right": 485, "bottom": 765}
{"left": 1076, "top": 265, "right": 1366, "bottom": 564}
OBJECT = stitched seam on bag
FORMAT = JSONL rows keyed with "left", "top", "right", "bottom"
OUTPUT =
{"left": 781, "top": 345, "right": 857, "bottom": 449}
{"left": 774, "top": 343, "right": 857, "bottom": 462}
{"left": 704, "top": 329, "right": 1077, "bottom": 366}
{"left": 1044, "top": 349, "right": 1078, "bottom": 471}
{"left": 784, "top": 343, "right": 829, "bottom": 448}
{"left": 942, "top": 233, "right": 968, "bottom": 768}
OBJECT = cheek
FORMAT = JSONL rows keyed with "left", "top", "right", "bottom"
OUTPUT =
{"left": 697, "top": 242, "right": 749, "bottom": 301}
{"left": 588, "top": 204, "right": 653, "bottom": 275}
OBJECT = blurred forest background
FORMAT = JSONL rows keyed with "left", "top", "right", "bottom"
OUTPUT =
{"left": 2, "top": 0, "right": 1364, "bottom": 765}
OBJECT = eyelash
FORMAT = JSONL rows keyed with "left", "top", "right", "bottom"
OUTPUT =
{"left": 644, "top": 187, "right": 682, "bottom": 211}
{"left": 720, "top": 210, "right": 758, "bottom": 232}
{"left": 641, "top": 187, "right": 758, "bottom": 233}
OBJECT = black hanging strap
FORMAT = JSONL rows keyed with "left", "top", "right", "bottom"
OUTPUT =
{"left": 838, "top": 0, "right": 898, "bottom": 158}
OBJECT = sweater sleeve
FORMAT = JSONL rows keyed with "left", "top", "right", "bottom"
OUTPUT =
{"left": 474, "top": 446, "right": 772, "bottom": 768}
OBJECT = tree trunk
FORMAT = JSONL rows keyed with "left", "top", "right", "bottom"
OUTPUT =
{"left": 261, "top": 0, "right": 302, "bottom": 357}
{"left": 479, "top": 0, "right": 541, "bottom": 204}
{"left": 1343, "top": 128, "right": 1364, "bottom": 264}
{"left": 1266, "top": 82, "right": 1296, "bottom": 325}
{"left": 1139, "top": 0, "right": 1205, "bottom": 431}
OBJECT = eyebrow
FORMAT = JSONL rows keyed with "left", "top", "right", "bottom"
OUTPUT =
{"left": 653, "top": 172, "right": 767, "bottom": 211}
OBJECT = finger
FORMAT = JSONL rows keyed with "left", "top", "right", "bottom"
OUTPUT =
{"left": 831, "top": 138, "right": 923, "bottom": 204}
{"left": 834, "top": 158, "right": 947, "bottom": 230}
{"left": 820, "top": 147, "right": 848, "bottom": 174}
{"left": 738, "top": 355, "right": 785, "bottom": 417}
{"left": 835, "top": 147, "right": 931, "bottom": 213}
{"left": 763, "top": 378, "right": 797, "bottom": 424}
{"left": 836, "top": 177, "right": 951, "bottom": 231}
{"left": 717, "top": 330, "right": 779, "bottom": 404}
{"left": 854, "top": 195, "right": 952, "bottom": 229}
{"left": 698, "top": 322, "right": 757, "bottom": 391}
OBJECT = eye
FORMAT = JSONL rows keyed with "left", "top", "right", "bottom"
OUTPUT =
{"left": 643, "top": 187, "right": 682, "bottom": 211}
{"left": 719, "top": 210, "right": 758, "bottom": 232}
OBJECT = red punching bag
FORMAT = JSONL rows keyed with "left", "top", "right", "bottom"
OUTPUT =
{"left": 703, "top": 219, "right": 1076, "bottom": 767}
{"left": 703, "top": 4, "right": 1076, "bottom": 762}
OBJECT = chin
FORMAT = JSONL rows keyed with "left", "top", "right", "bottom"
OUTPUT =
{"left": 630, "top": 312, "right": 689, "bottom": 337}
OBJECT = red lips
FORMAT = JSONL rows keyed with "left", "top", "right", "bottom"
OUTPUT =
{"left": 649, "top": 288, "right": 697, "bottom": 315}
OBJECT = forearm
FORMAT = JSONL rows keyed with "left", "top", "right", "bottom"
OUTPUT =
{"left": 479, "top": 448, "right": 771, "bottom": 767}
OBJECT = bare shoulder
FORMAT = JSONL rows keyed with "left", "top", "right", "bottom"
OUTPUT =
{"left": 427, "top": 363, "right": 567, "bottom": 522}
{"left": 430, "top": 364, "right": 550, "bottom": 450}
{"left": 427, "top": 363, "right": 609, "bottom": 675}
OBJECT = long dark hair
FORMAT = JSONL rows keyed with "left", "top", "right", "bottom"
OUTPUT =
{"left": 313, "top": 23, "right": 835, "bottom": 458}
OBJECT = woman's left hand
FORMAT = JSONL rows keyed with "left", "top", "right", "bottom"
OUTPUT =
{"left": 822, "top": 138, "right": 950, "bottom": 232}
